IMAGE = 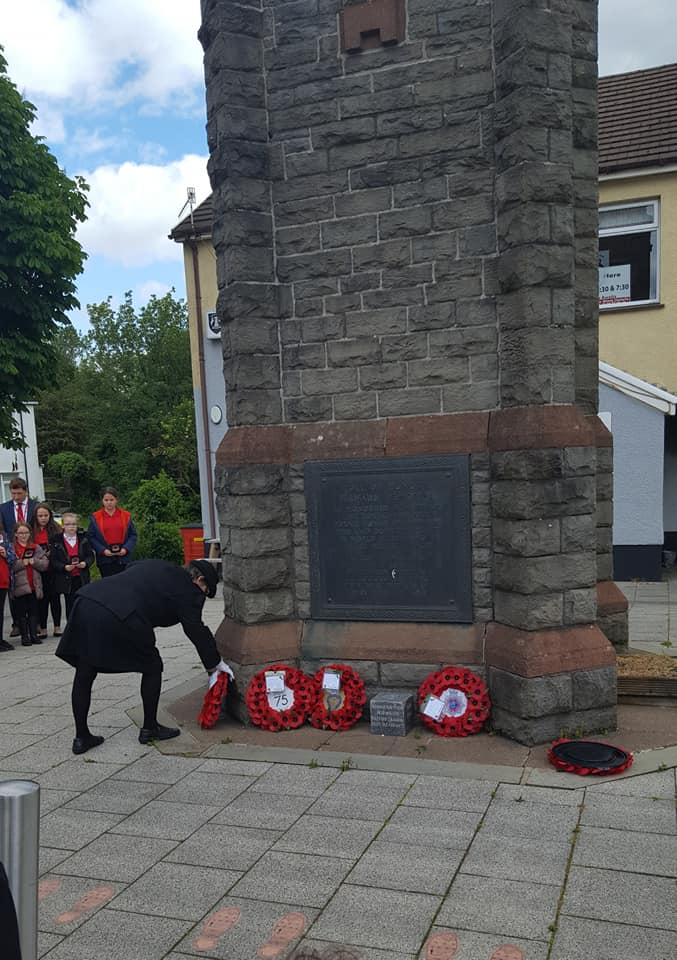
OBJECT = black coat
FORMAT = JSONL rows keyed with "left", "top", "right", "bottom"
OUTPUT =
{"left": 49, "top": 530, "right": 95, "bottom": 594}
{"left": 55, "top": 559, "right": 220, "bottom": 674}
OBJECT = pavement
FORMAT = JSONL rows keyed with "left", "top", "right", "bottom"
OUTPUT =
{"left": 0, "top": 593, "right": 675, "bottom": 960}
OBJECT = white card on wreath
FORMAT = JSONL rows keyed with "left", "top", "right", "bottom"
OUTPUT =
{"left": 322, "top": 669, "right": 341, "bottom": 691}
{"left": 422, "top": 694, "right": 445, "bottom": 721}
{"left": 265, "top": 671, "right": 285, "bottom": 693}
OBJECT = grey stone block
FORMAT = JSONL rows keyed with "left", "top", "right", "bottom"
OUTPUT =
{"left": 333, "top": 392, "right": 378, "bottom": 419}
{"left": 488, "top": 668, "right": 573, "bottom": 719}
{"left": 493, "top": 518, "right": 561, "bottom": 557}
{"left": 572, "top": 665, "right": 616, "bottom": 710}
{"left": 490, "top": 705, "right": 617, "bottom": 746}
{"left": 369, "top": 691, "right": 415, "bottom": 736}
{"left": 563, "top": 587, "right": 597, "bottom": 624}
{"left": 379, "top": 662, "right": 441, "bottom": 687}
{"left": 493, "top": 589, "right": 564, "bottom": 630}
{"left": 377, "top": 387, "right": 442, "bottom": 417}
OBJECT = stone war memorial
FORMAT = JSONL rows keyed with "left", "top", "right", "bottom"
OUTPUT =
{"left": 200, "top": 0, "right": 629, "bottom": 744}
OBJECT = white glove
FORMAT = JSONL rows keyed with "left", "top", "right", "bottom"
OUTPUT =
{"left": 208, "top": 660, "right": 235, "bottom": 689}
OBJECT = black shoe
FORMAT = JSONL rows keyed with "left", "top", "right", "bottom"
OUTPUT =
{"left": 72, "top": 734, "right": 104, "bottom": 755}
{"left": 138, "top": 724, "right": 180, "bottom": 744}
{"left": 0, "top": 640, "right": 14, "bottom": 651}
{"left": 9, "top": 625, "right": 19, "bottom": 638}
{"left": 21, "top": 638, "right": 32, "bottom": 646}
{"left": 31, "top": 636, "right": 43, "bottom": 645}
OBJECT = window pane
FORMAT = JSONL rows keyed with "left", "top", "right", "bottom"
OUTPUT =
{"left": 599, "top": 204, "right": 655, "bottom": 230}
{"left": 599, "top": 230, "right": 656, "bottom": 303}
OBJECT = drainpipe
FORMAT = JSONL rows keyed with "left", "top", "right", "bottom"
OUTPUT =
{"left": 190, "top": 241, "right": 217, "bottom": 541}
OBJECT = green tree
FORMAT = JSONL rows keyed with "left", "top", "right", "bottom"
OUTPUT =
{"left": 0, "top": 49, "right": 88, "bottom": 446}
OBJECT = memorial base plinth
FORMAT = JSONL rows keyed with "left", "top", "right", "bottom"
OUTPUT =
{"left": 597, "top": 580, "right": 630, "bottom": 651}
{"left": 486, "top": 622, "right": 618, "bottom": 745}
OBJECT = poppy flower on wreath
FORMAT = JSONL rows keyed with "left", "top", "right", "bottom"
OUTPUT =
{"left": 246, "top": 664, "right": 318, "bottom": 731}
{"left": 418, "top": 666, "right": 491, "bottom": 737}
{"left": 198, "top": 673, "right": 229, "bottom": 730}
{"left": 308, "top": 663, "right": 367, "bottom": 731}
{"left": 547, "top": 738, "right": 633, "bottom": 776}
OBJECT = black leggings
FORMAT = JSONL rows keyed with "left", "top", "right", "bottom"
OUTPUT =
{"left": 37, "top": 574, "right": 62, "bottom": 630}
{"left": 72, "top": 665, "right": 162, "bottom": 738}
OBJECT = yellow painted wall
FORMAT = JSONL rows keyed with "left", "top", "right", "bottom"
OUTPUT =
{"left": 599, "top": 171, "right": 677, "bottom": 392}
{"left": 181, "top": 239, "right": 219, "bottom": 391}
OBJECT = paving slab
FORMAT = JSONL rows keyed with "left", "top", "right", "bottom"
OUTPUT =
{"left": 38, "top": 931, "right": 63, "bottom": 958}
{"left": 272, "top": 813, "right": 383, "bottom": 859}
{"left": 39, "top": 788, "right": 81, "bottom": 815}
{"left": 157, "top": 771, "right": 254, "bottom": 806}
{"left": 229, "top": 849, "right": 354, "bottom": 907}
{"left": 250, "top": 762, "right": 340, "bottom": 796}
{"left": 550, "top": 915, "right": 677, "bottom": 960}
{"left": 580, "top": 792, "right": 677, "bottom": 833}
{"left": 437, "top": 874, "right": 558, "bottom": 941}
{"left": 403, "top": 776, "right": 497, "bottom": 813}
{"left": 0, "top": 731, "right": 47, "bottom": 756}
{"left": 212, "top": 789, "right": 315, "bottom": 831}
{"left": 175, "top": 896, "right": 318, "bottom": 959}
{"left": 461, "top": 833, "right": 570, "bottom": 886}
{"left": 346, "top": 839, "right": 464, "bottom": 895}
{"left": 329, "top": 769, "right": 416, "bottom": 794}
{"left": 494, "top": 783, "right": 584, "bottom": 806}
{"left": 573, "top": 824, "right": 677, "bottom": 876}
{"left": 300, "top": 939, "right": 414, "bottom": 959}
{"left": 109, "top": 798, "right": 223, "bottom": 840}
{"left": 418, "top": 927, "right": 549, "bottom": 960}
{"left": 38, "top": 874, "right": 123, "bottom": 934}
{"left": 480, "top": 799, "right": 580, "bottom": 841}
{"left": 166, "top": 822, "right": 282, "bottom": 871}
{"left": 40, "top": 907, "right": 191, "bottom": 960}
{"left": 63, "top": 777, "right": 167, "bottom": 814}
{"left": 308, "top": 787, "right": 405, "bottom": 821}
{"left": 111, "top": 751, "right": 203, "bottom": 784}
{"left": 584, "top": 768, "right": 676, "bottom": 799}
{"left": 309, "top": 884, "right": 440, "bottom": 952}
{"left": 108, "top": 860, "right": 240, "bottom": 920}
{"left": 54, "top": 832, "right": 178, "bottom": 882}
{"left": 377, "top": 804, "right": 481, "bottom": 849}
{"left": 197, "top": 757, "right": 273, "bottom": 777}
{"left": 562, "top": 865, "right": 677, "bottom": 930}
{"left": 37, "top": 759, "right": 124, "bottom": 791}
{"left": 39, "top": 847, "right": 71, "bottom": 876}
{"left": 39, "top": 807, "right": 125, "bottom": 851}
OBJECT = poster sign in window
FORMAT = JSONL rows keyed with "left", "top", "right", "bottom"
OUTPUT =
{"left": 599, "top": 264, "right": 631, "bottom": 306}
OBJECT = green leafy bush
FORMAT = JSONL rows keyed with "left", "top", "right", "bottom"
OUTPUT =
{"left": 133, "top": 521, "right": 183, "bottom": 565}
{"left": 127, "top": 472, "right": 186, "bottom": 525}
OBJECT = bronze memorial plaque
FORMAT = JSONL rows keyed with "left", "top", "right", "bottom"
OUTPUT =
{"left": 305, "top": 456, "right": 472, "bottom": 622}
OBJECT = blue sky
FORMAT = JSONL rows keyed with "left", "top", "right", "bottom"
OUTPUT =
{"left": 1, "top": 0, "right": 676, "bottom": 331}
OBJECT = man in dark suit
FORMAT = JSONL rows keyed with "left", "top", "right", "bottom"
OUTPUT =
{"left": 56, "top": 558, "right": 233, "bottom": 754}
{"left": 0, "top": 478, "right": 37, "bottom": 536}
{"left": 1, "top": 478, "right": 38, "bottom": 637}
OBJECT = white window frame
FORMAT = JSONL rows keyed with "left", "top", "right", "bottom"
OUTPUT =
{"left": 599, "top": 199, "right": 660, "bottom": 310}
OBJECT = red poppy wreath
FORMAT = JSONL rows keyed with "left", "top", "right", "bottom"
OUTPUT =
{"left": 198, "top": 673, "right": 229, "bottom": 730}
{"left": 547, "top": 738, "right": 633, "bottom": 776}
{"left": 418, "top": 666, "right": 491, "bottom": 737}
{"left": 308, "top": 664, "right": 366, "bottom": 731}
{"left": 246, "top": 664, "right": 318, "bottom": 731}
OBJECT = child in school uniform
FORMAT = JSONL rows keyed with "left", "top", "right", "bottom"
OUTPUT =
{"left": 10, "top": 521, "right": 49, "bottom": 646}
{"left": 50, "top": 513, "right": 95, "bottom": 618}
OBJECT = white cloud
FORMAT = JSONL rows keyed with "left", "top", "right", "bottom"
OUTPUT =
{"left": 1, "top": 0, "right": 203, "bottom": 113}
{"left": 76, "top": 154, "right": 210, "bottom": 267}
{"left": 599, "top": 1, "right": 677, "bottom": 75}
{"left": 135, "top": 279, "right": 173, "bottom": 304}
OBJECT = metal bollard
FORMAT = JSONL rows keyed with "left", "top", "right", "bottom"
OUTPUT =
{"left": 0, "top": 780, "right": 40, "bottom": 960}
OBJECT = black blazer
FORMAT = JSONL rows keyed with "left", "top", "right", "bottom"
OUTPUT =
{"left": 49, "top": 530, "right": 95, "bottom": 594}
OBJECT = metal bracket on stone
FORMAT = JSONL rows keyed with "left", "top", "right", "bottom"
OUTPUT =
{"left": 339, "top": 0, "right": 405, "bottom": 53}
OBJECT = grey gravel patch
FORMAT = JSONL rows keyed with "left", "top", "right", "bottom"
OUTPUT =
{"left": 584, "top": 769, "right": 676, "bottom": 799}
{"left": 309, "top": 884, "right": 440, "bottom": 952}
{"left": 166, "top": 822, "right": 281, "bottom": 871}
{"left": 272, "top": 814, "right": 382, "bottom": 859}
{"left": 347, "top": 839, "right": 464, "bottom": 895}
{"left": 494, "top": 783, "right": 584, "bottom": 806}
{"left": 562, "top": 865, "right": 677, "bottom": 930}
{"left": 378, "top": 804, "right": 481, "bottom": 849}
{"left": 54, "top": 833, "right": 177, "bottom": 883}
{"left": 418, "top": 927, "right": 549, "bottom": 960}
{"left": 437, "top": 875, "right": 559, "bottom": 941}
{"left": 229, "top": 850, "right": 353, "bottom": 907}
{"left": 580, "top": 793, "right": 677, "bottom": 834}
{"left": 109, "top": 799, "right": 222, "bottom": 840}
{"left": 108, "top": 861, "right": 240, "bottom": 920}
{"left": 480, "top": 799, "right": 579, "bottom": 842}
{"left": 212, "top": 790, "right": 315, "bottom": 831}
{"left": 573, "top": 825, "right": 677, "bottom": 876}
{"left": 250, "top": 763, "right": 340, "bottom": 796}
{"left": 175, "top": 896, "right": 317, "bottom": 959}
{"left": 157, "top": 771, "right": 253, "bottom": 806}
{"left": 551, "top": 915, "right": 677, "bottom": 960}
{"left": 403, "top": 776, "right": 497, "bottom": 813}
{"left": 38, "top": 908, "right": 191, "bottom": 960}
{"left": 461, "top": 833, "right": 570, "bottom": 886}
